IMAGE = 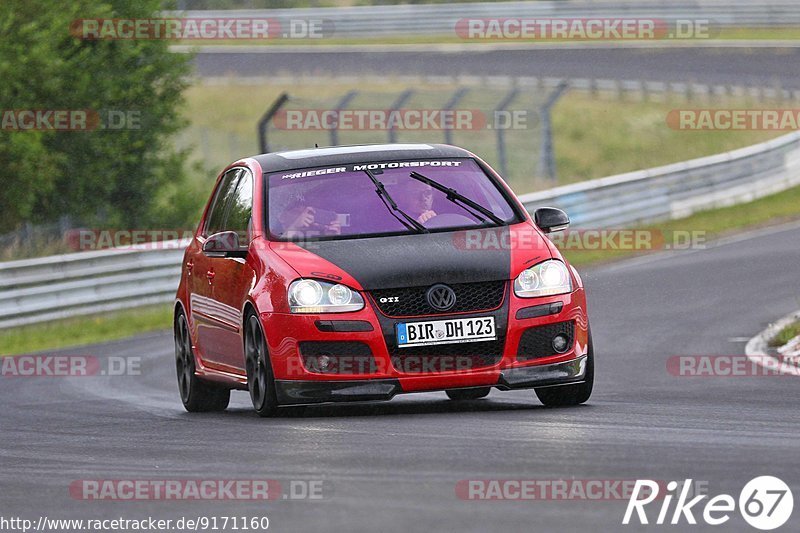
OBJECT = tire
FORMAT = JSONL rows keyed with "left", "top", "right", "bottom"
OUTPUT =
{"left": 534, "top": 329, "right": 595, "bottom": 407}
{"left": 174, "top": 312, "right": 230, "bottom": 412}
{"left": 244, "top": 312, "right": 279, "bottom": 418}
{"left": 446, "top": 387, "right": 491, "bottom": 401}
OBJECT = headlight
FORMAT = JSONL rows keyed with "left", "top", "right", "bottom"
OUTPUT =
{"left": 288, "top": 279, "right": 364, "bottom": 313}
{"left": 514, "top": 260, "right": 572, "bottom": 298}
{"left": 328, "top": 284, "right": 353, "bottom": 305}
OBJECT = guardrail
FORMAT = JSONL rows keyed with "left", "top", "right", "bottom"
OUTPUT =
{"left": 176, "top": 1, "right": 800, "bottom": 37}
{"left": 0, "top": 242, "right": 189, "bottom": 330}
{"left": 2, "top": 130, "right": 800, "bottom": 330}
{"left": 518, "top": 131, "right": 800, "bottom": 228}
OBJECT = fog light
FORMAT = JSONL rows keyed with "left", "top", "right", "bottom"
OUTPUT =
{"left": 552, "top": 334, "right": 569, "bottom": 353}
{"left": 317, "top": 355, "right": 333, "bottom": 371}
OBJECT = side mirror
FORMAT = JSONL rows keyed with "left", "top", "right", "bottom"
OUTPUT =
{"left": 203, "top": 231, "right": 249, "bottom": 258}
{"left": 534, "top": 207, "right": 570, "bottom": 233}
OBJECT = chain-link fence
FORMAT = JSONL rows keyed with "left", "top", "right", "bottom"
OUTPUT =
{"left": 177, "top": 75, "right": 799, "bottom": 197}
{"left": 0, "top": 217, "right": 75, "bottom": 261}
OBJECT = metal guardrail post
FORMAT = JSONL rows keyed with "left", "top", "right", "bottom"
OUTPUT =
{"left": 330, "top": 90, "right": 359, "bottom": 147}
{"left": 388, "top": 89, "right": 414, "bottom": 144}
{"left": 537, "top": 81, "right": 570, "bottom": 183}
{"left": 258, "top": 92, "right": 290, "bottom": 154}
{"left": 494, "top": 87, "right": 519, "bottom": 179}
{"left": 442, "top": 87, "right": 469, "bottom": 146}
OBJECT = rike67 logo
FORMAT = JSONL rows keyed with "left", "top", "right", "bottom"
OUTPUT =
{"left": 623, "top": 477, "right": 793, "bottom": 530}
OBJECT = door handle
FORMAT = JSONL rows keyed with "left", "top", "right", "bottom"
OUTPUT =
{"left": 186, "top": 260, "right": 194, "bottom": 275}
{"left": 206, "top": 269, "right": 215, "bottom": 284}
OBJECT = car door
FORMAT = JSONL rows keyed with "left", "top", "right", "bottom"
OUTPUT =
{"left": 191, "top": 168, "right": 242, "bottom": 367}
{"left": 205, "top": 168, "right": 256, "bottom": 371}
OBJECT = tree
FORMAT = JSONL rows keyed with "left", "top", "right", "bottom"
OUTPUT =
{"left": 0, "top": 0, "right": 192, "bottom": 232}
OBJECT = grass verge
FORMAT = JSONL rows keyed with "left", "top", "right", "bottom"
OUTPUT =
{"left": 0, "top": 304, "right": 173, "bottom": 357}
{"left": 769, "top": 320, "right": 800, "bottom": 348}
{"left": 562, "top": 182, "right": 800, "bottom": 266}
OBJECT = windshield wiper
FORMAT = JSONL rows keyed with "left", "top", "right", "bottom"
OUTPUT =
{"left": 409, "top": 171, "right": 505, "bottom": 225}
{"left": 363, "top": 170, "right": 428, "bottom": 234}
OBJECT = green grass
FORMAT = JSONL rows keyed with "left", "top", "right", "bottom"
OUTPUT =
{"left": 562, "top": 182, "right": 800, "bottom": 266}
{"left": 718, "top": 27, "right": 800, "bottom": 40}
{"left": 769, "top": 320, "right": 800, "bottom": 348}
{"left": 551, "top": 97, "right": 779, "bottom": 185}
{"left": 769, "top": 320, "right": 800, "bottom": 347}
{"left": 180, "top": 80, "right": 780, "bottom": 196}
{"left": 0, "top": 304, "right": 173, "bottom": 357}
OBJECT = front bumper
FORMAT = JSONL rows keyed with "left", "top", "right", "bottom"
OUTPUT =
{"left": 275, "top": 354, "right": 587, "bottom": 405}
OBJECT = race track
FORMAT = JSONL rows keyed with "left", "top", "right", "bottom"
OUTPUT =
{"left": 192, "top": 46, "right": 800, "bottom": 88}
{"left": 2, "top": 222, "right": 799, "bottom": 532}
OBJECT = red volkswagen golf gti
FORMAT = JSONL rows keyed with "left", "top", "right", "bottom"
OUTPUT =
{"left": 174, "top": 144, "right": 593, "bottom": 416}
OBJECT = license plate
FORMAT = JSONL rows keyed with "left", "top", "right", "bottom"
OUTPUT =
{"left": 396, "top": 317, "right": 496, "bottom": 348}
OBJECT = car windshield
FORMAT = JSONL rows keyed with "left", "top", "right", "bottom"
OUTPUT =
{"left": 268, "top": 158, "right": 518, "bottom": 241}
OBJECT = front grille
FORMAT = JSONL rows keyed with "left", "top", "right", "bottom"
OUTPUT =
{"left": 389, "top": 336, "right": 506, "bottom": 373}
{"left": 516, "top": 321, "right": 574, "bottom": 361}
{"left": 371, "top": 281, "right": 506, "bottom": 317}
{"left": 299, "top": 341, "right": 377, "bottom": 374}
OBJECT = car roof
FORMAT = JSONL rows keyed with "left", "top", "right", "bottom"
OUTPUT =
{"left": 252, "top": 143, "right": 475, "bottom": 173}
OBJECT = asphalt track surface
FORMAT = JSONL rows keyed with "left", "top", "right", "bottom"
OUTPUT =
{"left": 193, "top": 46, "right": 800, "bottom": 88}
{"left": 1, "top": 221, "right": 799, "bottom": 532}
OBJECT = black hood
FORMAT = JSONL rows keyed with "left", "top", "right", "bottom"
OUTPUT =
{"left": 294, "top": 228, "right": 511, "bottom": 290}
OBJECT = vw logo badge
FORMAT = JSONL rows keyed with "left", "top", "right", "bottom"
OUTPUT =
{"left": 426, "top": 284, "right": 457, "bottom": 312}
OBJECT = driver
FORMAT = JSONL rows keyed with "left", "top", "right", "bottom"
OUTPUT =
{"left": 398, "top": 181, "right": 437, "bottom": 224}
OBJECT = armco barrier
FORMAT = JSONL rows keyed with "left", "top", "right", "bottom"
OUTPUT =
{"left": 2, "top": 130, "right": 800, "bottom": 330}
{"left": 0, "top": 241, "right": 189, "bottom": 330}
{"left": 518, "top": 131, "right": 800, "bottom": 228}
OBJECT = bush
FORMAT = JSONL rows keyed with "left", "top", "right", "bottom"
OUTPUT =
{"left": 0, "top": 0, "right": 193, "bottom": 233}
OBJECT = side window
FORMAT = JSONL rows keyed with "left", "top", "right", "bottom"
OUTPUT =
{"left": 226, "top": 170, "right": 254, "bottom": 242}
{"left": 205, "top": 169, "right": 242, "bottom": 236}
